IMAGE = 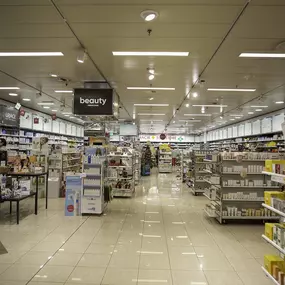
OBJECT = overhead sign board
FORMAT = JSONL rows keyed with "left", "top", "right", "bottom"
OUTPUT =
{"left": 74, "top": 88, "right": 113, "bottom": 116}
{"left": 0, "top": 106, "right": 19, "bottom": 127}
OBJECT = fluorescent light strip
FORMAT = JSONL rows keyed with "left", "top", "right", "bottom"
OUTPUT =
{"left": 179, "top": 120, "right": 201, "bottom": 122}
{"left": 38, "top": 102, "right": 54, "bottom": 106}
{"left": 9, "top": 93, "right": 18, "bottom": 96}
{"left": 137, "top": 251, "right": 164, "bottom": 255}
{"left": 230, "top": 115, "right": 243, "bottom": 117}
{"left": 0, "top": 52, "right": 63, "bottom": 56}
{"left": 138, "top": 113, "right": 165, "bottom": 116}
{"left": 55, "top": 90, "right": 73, "bottom": 93}
{"left": 113, "top": 51, "right": 189, "bottom": 56}
{"left": 250, "top": 106, "right": 268, "bottom": 108}
{"left": 184, "top": 114, "right": 211, "bottom": 116}
{"left": 140, "top": 120, "right": 163, "bottom": 122}
{"left": 0, "top": 87, "right": 19, "bottom": 90}
{"left": 207, "top": 88, "right": 256, "bottom": 92}
{"left": 134, "top": 104, "right": 169, "bottom": 107}
{"left": 240, "top": 53, "right": 285, "bottom": 58}
{"left": 192, "top": 105, "right": 228, "bottom": 107}
{"left": 127, "top": 87, "right": 175, "bottom": 91}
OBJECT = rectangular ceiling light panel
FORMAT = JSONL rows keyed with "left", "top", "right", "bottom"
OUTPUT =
{"left": 138, "top": 113, "right": 165, "bottom": 116}
{"left": 240, "top": 53, "right": 285, "bottom": 58}
{"left": 127, "top": 87, "right": 175, "bottom": 90}
{"left": 0, "top": 52, "right": 64, "bottom": 56}
{"left": 0, "top": 87, "right": 20, "bottom": 90}
{"left": 207, "top": 88, "right": 256, "bottom": 92}
{"left": 134, "top": 104, "right": 169, "bottom": 107}
{"left": 112, "top": 51, "right": 189, "bottom": 56}
{"left": 55, "top": 90, "right": 73, "bottom": 93}
{"left": 184, "top": 114, "right": 211, "bottom": 116}
{"left": 192, "top": 105, "right": 228, "bottom": 107}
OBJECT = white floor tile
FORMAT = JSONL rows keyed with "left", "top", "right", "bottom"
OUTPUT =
{"left": 172, "top": 270, "right": 208, "bottom": 285}
{"left": 102, "top": 268, "right": 138, "bottom": 285}
{"left": 67, "top": 267, "right": 105, "bottom": 283}
{"left": 47, "top": 252, "right": 82, "bottom": 266}
{"left": 77, "top": 253, "right": 111, "bottom": 267}
{"left": 137, "top": 269, "right": 173, "bottom": 285}
{"left": 204, "top": 271, "right": 244, "bottom": 285}
{"left": 0, "top": 264, "right": 40, "bottom": 282}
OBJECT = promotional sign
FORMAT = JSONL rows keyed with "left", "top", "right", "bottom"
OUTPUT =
{"left": 52, "top": 114, "right": 57, "bottom": 120}
{"left": 73, "top": 88, "right": 113, "bottom": 115}
{"left": 160, "top": 133, "right": 166, "bottom": 140}
{"left": 65, "top": 175, "right": 82, "bottom": 216}
{"left": 34, "top": 117, "right": 39, "bottom": 124}
{"left": 0, "top": 106, "right": 19, "bottom": 127}
{"left": 20, "top": 109, "right": 25, "bottom": 116}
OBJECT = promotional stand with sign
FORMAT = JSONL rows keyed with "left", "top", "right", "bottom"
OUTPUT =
{"left": 82, "top": 147, "right": 107, "bottom": 214}
{"left": 65, "top": 175, "right": 82, "bottom": 216}
{"left": 158, "top": 144, "right": 172, "bottom": 173}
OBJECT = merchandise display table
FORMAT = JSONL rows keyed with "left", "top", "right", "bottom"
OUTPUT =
{"left": 1, "top": 172, "right": 48, "bottom": 224}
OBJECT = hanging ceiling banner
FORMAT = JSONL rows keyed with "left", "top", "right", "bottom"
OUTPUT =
{"left": 0, "top": 106, "right": 19, "bottom": 127}
{"left": 73, "top": 88, "right": 113, "bottom": 115}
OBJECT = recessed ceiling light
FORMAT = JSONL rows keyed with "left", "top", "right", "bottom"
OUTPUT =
{"left": 140, "top": 119, "right": 163, "bottom": 122}
{"left": 140, "top": 10, "right": 159, "bottom": 22}
{"left": 149, "top": 68, "right": 155, "bottom": 75}
{"left": 70, "top": 116, "right": 75, "bottom": 119}
{"left": 38, "top": 102, "right": 54, "bottom": 106}
{"left": 179, "top": 120, "right": 201, "bottom": 122}
{"left": 127, "top": 87, "right": 175, "bottom": 90}
{"left": 50, "top": 74, "right": 58, "bottom": 77}
{"left": 22, "top": 98, "right": 30, "bottom": 101}
{"left": 113, "top": 52, "right": 189, "bottom": 57}
{"left": 185, "top": 103, "right": 189, "bottom": 108}
{"left": 230, "top": 118, "right": 235, "bottom": 121}
{"left": 0, "top": 87, "right": 19, "bottom": 90}
{"left": 192, "top": 92, "right": 198, "bottom": 98}
{"left": 43, "top": 106, "right": 50, "bottom": 109}
{"left": 62, "top": 112, "right": 72, "bottom": 115}
{"left": 255, "top": 109, "right": 262, "bottom": 112}
{"left": 138, "top": 113, "right": 165, "bottom": 116}
{"left": 134, "top": 104, "right": 169, "bottom": 106}
{"left": 77, "top": 51, "right": 87, "bottom": 63}
{"left": 240, "top": 53, "right": 285, "bottom": 58}
{"left": 230, "top": 115, "right": 243, "bottom": 117}
{"left": 184, "top": 114, "right": 211, "bottom": 116}
{"left": 250, "top": 105, "right": 268, "bottom": 108}
{"left": 148, "top": 74, "right": 155, "bottom": 81}
{"left": 248, "top": 112, "right": 254, "bottom": 114}
{"left": 192, "top": 104, "right": 228, "bottom": 107}
{"left": 52, "top": 109, "right": 57, "bottom": 112}
{"left": 54, "top": 90, "right": 73, "bottom": 93}
{"left": 9, "top": 93, "right": 18, "bottom": 96}
{"left": 276, "top": 101, "right": 284, "bottom": 104}
{"left": 0, "top": 52, "right": 64, "bottom": 57}
{"left": 149, "top": 97, "right": 154, "bottom": 101}
{"left": 207, "top": 88, "right": 256, "bottom": 92}
{"left": 64, "top": 114, "right": 70, "bottom": 117}
{"left": 235, "top": 116, "right": 242, "bottom": 119}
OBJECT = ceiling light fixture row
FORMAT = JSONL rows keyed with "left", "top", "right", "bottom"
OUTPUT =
{"left": 147, "top": 68, "right": 155, "bottom": 81}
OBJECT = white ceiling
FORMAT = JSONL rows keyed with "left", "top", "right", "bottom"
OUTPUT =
{"left": 0, "top": 0, "right": 285, "bottom": 133}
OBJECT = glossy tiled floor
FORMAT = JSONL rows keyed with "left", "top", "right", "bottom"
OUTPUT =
{"left": 0, "top": 170, "right": 278, "bottom": 284}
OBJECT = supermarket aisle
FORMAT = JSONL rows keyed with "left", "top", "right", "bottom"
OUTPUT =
{"left": 0, "top": 172, "right": 277, "bottom": 285}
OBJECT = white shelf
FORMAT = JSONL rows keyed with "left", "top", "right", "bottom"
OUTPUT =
{"left": 223, "top": 199, "right": 264, "bottom": 202}
{"left": 222, "top": 172, "right": 264, "bottom": 175}
{"left": 222, "top": 159, "right": 266, "bottom": 162}
{"left": 261, "top": 266, "right": 280, "bottom": 285}
{"left": 223, "top": 186, "right": 279, "bottom": 189}
{"left": 262, "top": 234, "right": 285, "bottom": 255}
{"left": 203, "top": 193, "right": 212, "bottom": 200}
{"left": 63, "top": 157, "right": 81, "bottom": 162}
{"left": 204, "top": 208, "right": 216, "bottom": 218}
{"left": 262, "top": 203, "right": 285, "bottom": 218}
{"left": 262, "top": 171, "right": 285, "bottom": 184}
{"left": 63, "top": 164, "right": 82, "bottom": 169}
{"left": 222, "top": 216, "right": 278, "bottom": 220}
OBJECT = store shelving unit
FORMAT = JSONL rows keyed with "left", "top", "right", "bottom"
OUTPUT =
{"left": 134, "top": 151, "right": 141, "bottom": 185}
{"left": 214, "top": 152, "right": 280, "bottom": 224}
{"left": 158, "top": 150, "right": 172, "bottom": 173}
{"left": 107, "top": 149, "right": 135, "bottom": 197}
{"left": 82, "top": 148, "right": 106, "bottom": 214}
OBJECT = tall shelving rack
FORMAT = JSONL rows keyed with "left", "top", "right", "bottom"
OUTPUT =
{"left": 188, "top": 150, "right": 212, "bottom": 196}
{"left": 107, "top": 149, "right": 135, "bottom": 197}
{"left": 158, "top": 150, "right": 172, "bottom": 173}
{"left": 214, "top": 152, "right": 280, "bottom": 224}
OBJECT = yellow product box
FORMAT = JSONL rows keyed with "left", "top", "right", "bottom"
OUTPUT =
{"left": 265, "top": 223, "right": 279, "bottom": 240}
{"left": 264, "top": 191, "right": 285, "bottom": 206}
{"left": 265, "top": 160, "right": 285, "bottom": 173}
{"left": 264, "top": 255, "right": 285, "bottom": 275}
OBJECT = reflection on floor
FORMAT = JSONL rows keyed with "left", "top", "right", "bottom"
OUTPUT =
{"left": 0, "top": 170, "right": 278, "bottom": 284}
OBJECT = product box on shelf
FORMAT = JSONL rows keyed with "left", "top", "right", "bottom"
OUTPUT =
{"left": 264, "top": 255, "right": 285, "bottom": 275}
{"left": 265, "top": 223, "right": 279, "bottom": 241}
{"left": 264, "top": 191, "right": 285, "bottom": 206}
{"left": 265, "top": 160, "right": 285, "bottom": 173}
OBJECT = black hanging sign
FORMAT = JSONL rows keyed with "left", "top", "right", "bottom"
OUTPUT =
{"left": 73, "top": 88, "right": 113, "bottom": 116}
{"left": 0, "top": 106, "right": 19, "bottom": 127}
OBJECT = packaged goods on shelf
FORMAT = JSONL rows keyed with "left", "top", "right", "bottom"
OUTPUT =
{"left": 264, "top": 255, "right": 285, "bottom": 277}
{"left": 265, "top": 160, "right": 285, "bottom": 174}
{"left": 265, "top": 223, "right": 279, "bottom": 241}
{"left": 222, "top": 192, "right": 263, "bottom": 201}
{"left": 222, "top": 207, "right": 276, "bottom": 218}
{"left": 264, "top": 191, "right": 285, "bottom": 206}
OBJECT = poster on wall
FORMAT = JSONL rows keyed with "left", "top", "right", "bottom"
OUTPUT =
{"left": 219, "top": 130, "right": 223, "bottom": 139}
{"left": 32, "top": 115, "right": 43, "bottom": 130}
{"left": 232, "top": 126, "right": 237, "bottom": 137}
{"left": 238, "top": 124, "right": 245, "bottom": 137}
{"left": 43, "top": 118, "right": 52, "bottom": 132}
{"left": 0, "top": 106, "right": 19, "bottom": 127}
{"left": 223, "top": 129, "right": 227, "bottom": 139}
{"left": 20, "top": 111, "right": 32, "bottom": 129}
{"left": 245, "top": 122, "right": 252, "bottom": 136}
{"left": 53, "top": 120, "right": 60, "bottom": 134}
{"left": 227, "top": 127, "right": 232, "bottom": 138}
{"left": 59, "top": 121, "right": 66, "bottom": 134}
{"left": 273, "top": 113, "right": 284, "bottom": 132}
{"left": 73, "top": 88, "right": 113, "bottom": 115}
{"left": 261, "top": 117, "right": 272, "bottom": 133}
{"left": 252, "top": 119, "right": 261, "bottom": 135}
{"left": 66, "top": 124, "right": 72, "bottom": 135}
